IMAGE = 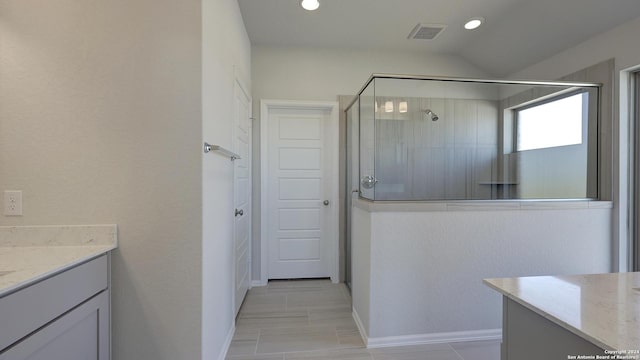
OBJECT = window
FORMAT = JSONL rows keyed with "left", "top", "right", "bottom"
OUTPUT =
{"left": 516, "top": 92, "right": 586, "bottom": 151}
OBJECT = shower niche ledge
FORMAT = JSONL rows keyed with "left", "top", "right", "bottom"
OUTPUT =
{"left": 477, "top": 181, "right": 519, "bottom": 185}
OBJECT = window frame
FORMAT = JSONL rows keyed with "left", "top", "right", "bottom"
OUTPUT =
{"left": 513, "top": 89, "right": 588, "bottom": 152}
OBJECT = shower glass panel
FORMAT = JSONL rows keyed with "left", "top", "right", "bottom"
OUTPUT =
{"left": 347, "top": 75, "right": 600, "bottom": 201}
{"left": 359, "top": 80, "right": 376, "bottom": 200}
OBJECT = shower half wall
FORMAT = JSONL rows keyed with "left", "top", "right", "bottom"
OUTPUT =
{"left": 345, "top": 72, "right": 613, "bottom": 347}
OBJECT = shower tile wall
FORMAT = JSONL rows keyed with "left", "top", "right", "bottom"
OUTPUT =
{"left": 374, "top": 97, "right": 498, "bottom": 200}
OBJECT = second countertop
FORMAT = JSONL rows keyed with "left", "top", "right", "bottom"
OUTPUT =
{"left": 484, "top": 272, "right": 640, "bottom": 351}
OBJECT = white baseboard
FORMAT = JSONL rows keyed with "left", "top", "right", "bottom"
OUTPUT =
{"left": 351, "top": 309, "right": 368, "bottom": 345}
{"left": 352, "top": 307, "right": 500, "bottom": 348}
{"left": 351, "top": 311, "right": 501, "bottom": 350}
{"left": 217, "top": 322, "right": 236, "bottom": 360}
{"left": 251, "top": 280, "right": 267, "bottom": 287}
{"left": 365, "top": 328, "right": 502, "bottom": 348}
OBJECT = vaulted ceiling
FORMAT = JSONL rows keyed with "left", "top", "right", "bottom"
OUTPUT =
{"left": 238, "top": 0, "right": 640, "bottom": 76}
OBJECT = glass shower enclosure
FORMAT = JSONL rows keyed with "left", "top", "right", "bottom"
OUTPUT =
{"left": 343, "top": 74, "right": 600, "bottom": 289}
{"left": 345, "top": 74, "right": 600, "bottom": 202}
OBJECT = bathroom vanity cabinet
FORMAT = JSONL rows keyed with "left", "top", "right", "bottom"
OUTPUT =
{"left": 0, "top": 255, "right": 110, "bottom": 360}
{"left": 485, "top": 272, "right": 640, "bottom": 359}
{"left": 500, "top": 297, "right": 604, "bottom": 359}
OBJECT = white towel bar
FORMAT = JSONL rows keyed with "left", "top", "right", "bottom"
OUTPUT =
{"left": 203, "top": 142, "right": 241, "bottom": 161}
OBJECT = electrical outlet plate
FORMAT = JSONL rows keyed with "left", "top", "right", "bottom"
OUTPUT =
{"left": 4, "top": 190, "right": 23, "bottom": 216}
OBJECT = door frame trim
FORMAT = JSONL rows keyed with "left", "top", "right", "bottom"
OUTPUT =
{"left": 260, "top": 99, "right": 340, "bottom": 284}
{"left": 232, "top": 75, "right": 252, "bottom": 316}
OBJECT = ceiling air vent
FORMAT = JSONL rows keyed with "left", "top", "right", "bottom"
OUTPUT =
{"left": 408, "top": 23, "right": 447, "bottom": 40}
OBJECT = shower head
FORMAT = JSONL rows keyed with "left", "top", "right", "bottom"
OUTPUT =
{"left": 424, "top": 109, "right": 439, "bottom": 121}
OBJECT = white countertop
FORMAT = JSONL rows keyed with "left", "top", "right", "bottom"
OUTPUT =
{"left": 484, "top": 272, "right": 640, "bottom": 351}
{"left": 0, "top": 225, "right": 117, "bottom": 297}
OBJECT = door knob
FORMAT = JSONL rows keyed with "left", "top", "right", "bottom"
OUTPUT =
{"left": 235, "top": 209, "right": 244, "bottom": 217}
{"left": 323, "top": 200, "right": 330, "bottom": 206}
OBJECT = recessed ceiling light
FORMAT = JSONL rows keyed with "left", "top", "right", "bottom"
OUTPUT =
{"left": 301, "top": 0, "right": 320, "bottom": 11}
{"left": 464, "top": 17, "right": 484, "bottom": 30}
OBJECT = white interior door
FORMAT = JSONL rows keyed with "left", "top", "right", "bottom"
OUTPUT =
{"left": 233, "top": 79, "right": 251, "bottom": 315}
{"left": 265, "top": 103, "right": 337, "bottom": 280}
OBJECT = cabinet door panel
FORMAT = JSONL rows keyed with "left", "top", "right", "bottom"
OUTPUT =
{"left": 24, "top": 311, "right": 97, "bottom": 360}
{"left": 0, "top": 255, "right": 108, "bottom": 351}
{"left": 0, "top": 291, "right": 109, "bottom": 360}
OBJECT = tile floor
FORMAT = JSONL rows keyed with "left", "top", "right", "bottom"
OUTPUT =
{"left": 226, "top": 279, "right": 500, "bottom": 360}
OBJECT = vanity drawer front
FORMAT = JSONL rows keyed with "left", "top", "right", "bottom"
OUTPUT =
{"left": 0, "top": 255, "right": 108, "bottom": 352}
